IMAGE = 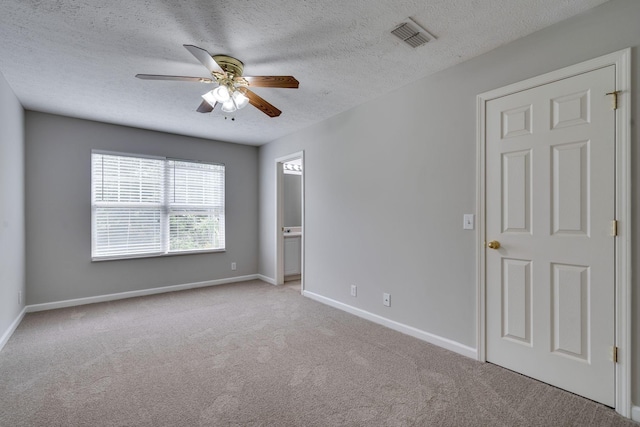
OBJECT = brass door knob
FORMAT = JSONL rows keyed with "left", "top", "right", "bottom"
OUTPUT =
{"left": 487, "top": 240, "right": 501, "bottom": 250}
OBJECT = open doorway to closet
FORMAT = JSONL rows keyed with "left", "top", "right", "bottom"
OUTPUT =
{"left": 275, "top": 152, "right": 304, "bottom": 290}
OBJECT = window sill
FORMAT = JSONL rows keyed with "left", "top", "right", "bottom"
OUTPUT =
{"left": 91, "top": 248, "right": 225, "bottom": 262}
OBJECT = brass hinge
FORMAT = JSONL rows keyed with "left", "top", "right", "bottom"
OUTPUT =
{"left": 612, "top": 220, "right": 618, "bottom": 236}
{"left": 612, "top": 346, "right": 619, "bottom": 363}
{"left": 606, "top": 91, "right": 620, "bottom": 110}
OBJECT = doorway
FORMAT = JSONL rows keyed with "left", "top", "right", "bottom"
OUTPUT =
{"left": 275, "top": 152, "right": 304, "bottom": 290}
{"left": 476, "top": 49, "right": 630, "bottom": 415}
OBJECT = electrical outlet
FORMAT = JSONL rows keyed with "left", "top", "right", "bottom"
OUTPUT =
{"left": 383, "top": 293, "right": 391, "bottom": 307}
{"left": 18, "top": 291, "right": 22, "bottom": 305}
{"left": 350, "top": 285, "right": 357, "bottom": 297}
{"left": 231, "top": 262, "right": 237, "bottom": 271}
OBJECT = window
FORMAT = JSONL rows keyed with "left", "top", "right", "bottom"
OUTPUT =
{"left": 91, "top": 151, "right": 225, "bottom": 260}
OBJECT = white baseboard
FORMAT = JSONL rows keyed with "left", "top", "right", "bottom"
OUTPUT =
{"left": 26, "top": 274, "right": 260, "bottom": 313}
{"left": 258, "top": 274, "right": 277, "bottom": 285}
{"left": 0, "top": 307, "right": 27, "bottom": 352}
{"left": 303, "top": 291, "right": 477, "bottom": 360}
{"left": 631, "top": 406, "right": 640, "bottom": 422}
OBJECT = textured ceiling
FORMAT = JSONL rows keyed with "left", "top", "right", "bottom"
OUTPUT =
{"left": 0, "top": 0, "right": 608, "bottom": 145}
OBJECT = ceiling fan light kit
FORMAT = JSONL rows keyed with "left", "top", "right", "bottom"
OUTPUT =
{"left": 136, "top": 45, "right": 299, "bottom": 118}
{"left": 219, "top": 90, "right": 249, "bottom": 113}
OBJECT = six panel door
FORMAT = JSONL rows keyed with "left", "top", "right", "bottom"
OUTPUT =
{"left": 485, "top": 65, "right": 616, "bottom": 406}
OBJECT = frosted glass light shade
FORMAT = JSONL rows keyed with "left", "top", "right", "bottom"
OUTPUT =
{"left": 221, "top": 99, "right": 237, "bottom": 113}
{"left": 201, "top": 91, "right": 217, "bottom": 107}
{"left": 233, "top": 91, "right": 249, "bottom": 109}
{"left": 212, "top": 85, "right": 230, "bottom": 102}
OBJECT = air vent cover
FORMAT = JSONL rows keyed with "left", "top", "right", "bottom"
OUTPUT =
{"left": 391, "top": 20, "right": 434, "bottom": 48}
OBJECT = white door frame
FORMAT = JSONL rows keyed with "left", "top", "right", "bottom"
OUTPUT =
{"left": 476, "top": 49, "right": 631, "bottom": 417}
{"left": 275, "top": 151, "right": 305, "bottom": 289}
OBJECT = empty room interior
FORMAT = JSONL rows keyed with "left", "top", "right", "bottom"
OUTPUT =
{"left": 1, "top": 0, "right": 639, "bottom": 425}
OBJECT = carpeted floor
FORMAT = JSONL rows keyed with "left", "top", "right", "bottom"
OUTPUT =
{"left": 0, "top": 280, "right": 636, "bottom": 426}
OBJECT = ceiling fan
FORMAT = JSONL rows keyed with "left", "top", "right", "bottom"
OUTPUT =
{"left": 136, "top": 44, "right": 299, "bottom": 117}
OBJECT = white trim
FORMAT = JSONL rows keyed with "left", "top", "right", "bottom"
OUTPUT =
{"left": 475, "top": 92, "right": 487, "bottom": 363}
{"left": 92, "top": 247, "right": 225, "bottom": 262}
{"left": 300, "top": 154, "right": 305, "bottom": 293}
{"left": 258, "top": 274, "right": 277, "bottom": 285}
{"left": 303, "top": 290, "right": 477, "bottom": 360}
{"left": 613, "top": 48, "right": 632, "bottom": 418}
{"left": 631, "top": 406, "right": 640, "bottom": 422}
{"left": 477, "top": 50, "right": 629, "bottom": 100}
{"left": 25, "top": 275, "right": 259, "bottom": 313}
{"left": 274, "top": 151, "right": 305, "bottom": 293}
{"left": 91, "top": 149, "right": 166, "bottom": 161}
{"left": 476, "top": 48, "right": 631, "bottom": 417}
{"left": 0, "top": 307, "right": 27, "bottom": 352}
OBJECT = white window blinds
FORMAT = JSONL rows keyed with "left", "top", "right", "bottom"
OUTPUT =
{"left": 168, "top": 160, "right": 225, "bottom": 252}
{"left": 92, "top": 152, "right": 225, "bottom": 260}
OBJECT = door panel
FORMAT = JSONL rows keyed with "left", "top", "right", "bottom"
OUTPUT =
{"left": 552, "top": 141, "right": 589, "bottom": 235}
{"left": 485, "top": 65, "right": 616, "bottom": 406}
{"left": 502, "top": 258, "right": 532, "bottom": 345}
{"left": 502, "top": 150, "right": 532, "bottom": 233}
{"left": 551, "top": 263, "right": 589, "bottom": 360}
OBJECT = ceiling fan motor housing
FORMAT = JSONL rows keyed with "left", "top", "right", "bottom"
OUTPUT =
{"left": 212, "top": 55, "right": 244, "bottom": 77}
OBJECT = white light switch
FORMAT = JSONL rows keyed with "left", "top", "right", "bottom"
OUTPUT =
{"left": 463, "top": 214, "right": 475, "bottom": 230}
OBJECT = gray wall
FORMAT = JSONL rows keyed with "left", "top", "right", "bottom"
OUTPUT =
{"left": 283, "top": 174, "right": 302, "bottom": 227}
{"left": 0, "top": 71, "right": 25, "bottom": 338}
{"left": 259, "top": 0, "right": 640, "bottom": 404}
{"left": 25, "top": 112, "right": 259, "bottom": 304}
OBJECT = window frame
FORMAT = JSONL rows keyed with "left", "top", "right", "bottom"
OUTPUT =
{"left": 91, "top": 150, "right": 226, "bottom": 261}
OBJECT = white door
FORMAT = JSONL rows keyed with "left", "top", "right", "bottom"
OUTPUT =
{"left": 485, "top": 65, "right": 616, "bottom": 406}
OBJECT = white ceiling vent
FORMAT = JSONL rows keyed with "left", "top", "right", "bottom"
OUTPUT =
{"left": 391, "top": 18, "right": 435, "bottom": 48}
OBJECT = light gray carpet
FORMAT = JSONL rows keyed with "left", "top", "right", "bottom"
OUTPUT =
{"left": 0, "top": 280, "right": 636, "bottom": 426}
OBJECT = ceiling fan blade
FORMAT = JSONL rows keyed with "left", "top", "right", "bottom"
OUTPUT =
{"left": 242, "top": 76, "right": 299, "bottom": 88}
{"left": 183, "top": 44, "right": 223, "bottom": 73}
{"left": 135, "top": 74, "right": 213, "bottom": 83}
{"left": 196, "top": 100, "right": 215, "bottom": 113}
{"left": 243, "top": 89, "right": 282, "bottom": 117}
